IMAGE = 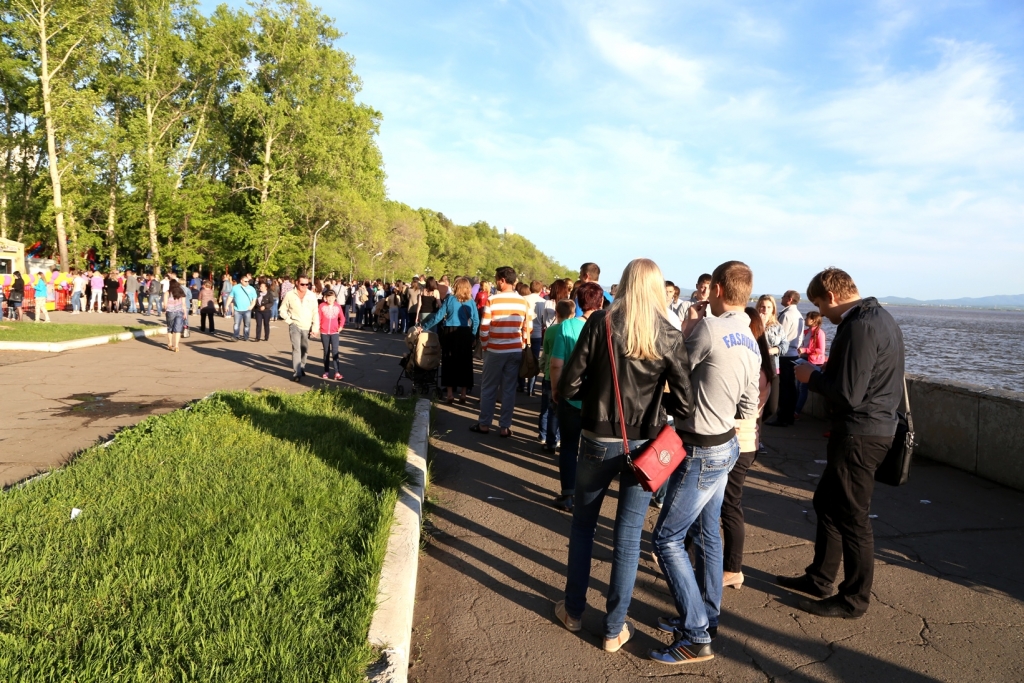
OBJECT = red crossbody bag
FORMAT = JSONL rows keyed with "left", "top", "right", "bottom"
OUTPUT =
{"left": 605, "top": 312, "right": 685, "bottom": 492}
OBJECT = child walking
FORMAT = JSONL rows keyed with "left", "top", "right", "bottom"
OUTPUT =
{"left": 318, "top": 289, "right": 346, "bottom": 381}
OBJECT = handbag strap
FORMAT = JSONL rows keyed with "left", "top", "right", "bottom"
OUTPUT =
{"left": 605, "top": 311, "right": 631, "bottom": 456}
{"left": 902, "top": 375, "right": 914, "bottom": 432}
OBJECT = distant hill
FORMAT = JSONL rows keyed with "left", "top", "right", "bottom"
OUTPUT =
{"left": 879, "top": 294, "right": 1024, "bottom": 310}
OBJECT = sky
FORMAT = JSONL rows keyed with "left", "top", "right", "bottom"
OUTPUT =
{"left": 221, "top": 0, "right": 1024, "bottom": 298}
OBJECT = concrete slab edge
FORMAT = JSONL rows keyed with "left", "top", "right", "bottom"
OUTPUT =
{"left": 0, "top": 326, "right": 167, "bottom": 352}
{"left": 367, "top": 398, "right": 430, "bottom": 683}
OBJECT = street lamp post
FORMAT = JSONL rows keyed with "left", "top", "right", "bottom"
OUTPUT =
{"left": 370, "top": 251, "right": 384, "bottom": 280}
{"left": 310, "top": 220, "right": 330, "bottom": 282}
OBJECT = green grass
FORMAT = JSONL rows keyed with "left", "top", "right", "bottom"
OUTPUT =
{"left": 0, "top": 389, "right": 415, "bottom": 682}
{"left": 0, "top": 321, "right": 149, "bottom": 343}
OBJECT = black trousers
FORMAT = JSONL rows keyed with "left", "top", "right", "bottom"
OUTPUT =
{"left": 806, "top": 433, "right": 892, "bottom": 615}
{"left": 721, "top": 449, "right": 758, "bottom": 573}
{"left": 201, "top": 303, "right": 216, "bottom": 332}
{"left": 764, "top": 373, "right": 780, "bottom": 422}
{"left": 776, "top": 357, "right": 798, "bottom": 423}
{"left": 254, "top": 308, "right": 272, "bottom": 341}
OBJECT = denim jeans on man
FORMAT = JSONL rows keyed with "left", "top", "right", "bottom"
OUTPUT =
{"left": 652, "top": 437, "right": 740, "bottom": 644}
{"left": 71, "top": 291, "right": 82, "bottom": 312}
{"left": 127, "top": 293, "right": 138, "bottom": 313}
{"left": 149, "top": 293, "right": 163, "bottom": 315}
{"left": 538, "top": 379, "right": 560, "bottom": 447}
{"left": 288, "top": 323, "right": 310, "bottom": 377}
{"left": 564, "top": 435, "right": 652, "bottom": 639}
{"left": 477, "top": 350, "right": 521, "bottom": 430}
{"left": 233, "top": 309, "right": 252, "bottom": 340}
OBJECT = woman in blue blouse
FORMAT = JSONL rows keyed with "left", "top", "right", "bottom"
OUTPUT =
{"left": 418, "top": 276, "right": 480, "bottom": 404}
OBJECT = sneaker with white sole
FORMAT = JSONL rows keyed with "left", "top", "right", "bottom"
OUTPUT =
{"left": 604, "top": 621, "right": 635, "bottom": 652}
{"left": 554, "top": 600, "right": 581, "bottom": 632}
{"left": 649, "top": 636, "right": 714, "bottom": 664}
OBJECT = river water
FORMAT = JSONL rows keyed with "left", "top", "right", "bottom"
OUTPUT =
{"left": 801, "top": 303, "right": 1024, "bottom": 393}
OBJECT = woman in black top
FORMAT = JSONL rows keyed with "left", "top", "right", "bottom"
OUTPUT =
{"left": 253, "top": 281, "right": 276, "bottom": 342}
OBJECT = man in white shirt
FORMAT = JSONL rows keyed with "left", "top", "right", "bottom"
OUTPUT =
{"left": 769, "top": 290, "right": 806, "bottom": 426}
{"left": 71, "top": 270, "right": 87, "bottom": 314}
{"left": 278, "top": 275, "right": 321, "bottom": 382}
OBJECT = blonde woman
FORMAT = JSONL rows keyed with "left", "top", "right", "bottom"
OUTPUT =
{"left": 419, "top": 276, "right": 480, "bottom": 404}
{"left": 756, "top": 294, "right": 786, "bottom": 425}
{"left": 553, "top": 258, "right": 693, "bottom": 653}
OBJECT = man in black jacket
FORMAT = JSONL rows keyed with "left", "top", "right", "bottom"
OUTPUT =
{"left": 778, "top": 267, "right": 905, "bottom": 618}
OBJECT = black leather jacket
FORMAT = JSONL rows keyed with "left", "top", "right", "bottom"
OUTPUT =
{"left": 558, "top": 309, "right": 693, "bottom": 440}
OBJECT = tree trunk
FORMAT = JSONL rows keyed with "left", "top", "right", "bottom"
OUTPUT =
{"left": 1, "top": 97, "right": 10, "bottom": 240}
{"left": 67, "top": 198, "right": 79, "bottom": 269}
{"left": 105, "top": 106, "right": 119, "bottom": 269}
{"left": 260, "top": 133, "right": 272, "bottom": 204}
{"left": 145, "top": 97, "right": 161, "bottom": 277}
{"left": 38, "top": 14, "right": 70, "bottom": 269}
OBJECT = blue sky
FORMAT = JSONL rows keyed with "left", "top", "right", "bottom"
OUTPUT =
{"left": 223, "top": 0, "right": 1024, "bottom": 298}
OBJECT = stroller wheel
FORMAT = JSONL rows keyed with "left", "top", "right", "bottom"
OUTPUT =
{"left": 395, "top": 385, "right": 405, "bottom": 397}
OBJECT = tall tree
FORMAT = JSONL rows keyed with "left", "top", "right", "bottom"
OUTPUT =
{"left": 3, "top": 0, "right": 107, "bottom": 267}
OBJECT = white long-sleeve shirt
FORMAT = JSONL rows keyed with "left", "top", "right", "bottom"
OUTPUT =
{"left": 279, "top": 289, "right": 320, "bottom": 333}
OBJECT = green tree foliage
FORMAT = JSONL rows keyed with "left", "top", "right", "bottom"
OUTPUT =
{"left": 0, "top": 0, "right": 571, "bottom": 283}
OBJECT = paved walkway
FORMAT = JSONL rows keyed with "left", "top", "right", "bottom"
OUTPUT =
{"left": 412, "top": 394, "right": 1024, "bottom": 682}
{"left": 3, "top": 318, "right": 1023, "bottom": 681}
{"left": 0, "top": 310, "right": 404, "bottom": 488}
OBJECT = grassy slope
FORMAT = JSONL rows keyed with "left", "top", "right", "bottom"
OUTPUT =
{"left": 0, "top": 321, "right": 149, "bottom": 343}
{"left": 0, "top": 389, "right": 414, "bottom": 682}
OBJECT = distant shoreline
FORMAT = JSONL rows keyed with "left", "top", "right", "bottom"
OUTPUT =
{"left": 878, "top": 302, "right": 1024, "bottom": 313}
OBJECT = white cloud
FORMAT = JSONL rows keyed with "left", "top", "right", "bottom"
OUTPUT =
{"left": 809, "top": 42, "right": 1024, "bottom": 171}
{"left": 586, "top": 22, "right": 704, "bottom": 97}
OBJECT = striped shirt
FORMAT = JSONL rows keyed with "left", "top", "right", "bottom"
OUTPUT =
{"left": 480, "top": 290, "right": 532, "bottom": 353}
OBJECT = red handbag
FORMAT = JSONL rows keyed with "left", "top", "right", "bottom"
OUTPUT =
{"left": 605, "top": 312, "right": 685, "bottom": 492}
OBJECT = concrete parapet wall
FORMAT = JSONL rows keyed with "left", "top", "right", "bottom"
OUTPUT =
{"left": 803, "top": 375, "right": 1024, "bottom": 491}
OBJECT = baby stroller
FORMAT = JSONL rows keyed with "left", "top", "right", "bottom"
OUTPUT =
{"left": 372, "top": 299, "right": 390, "bottom": 333}
{"left": 395, "top": 328, "right": 441, "bottom": 397}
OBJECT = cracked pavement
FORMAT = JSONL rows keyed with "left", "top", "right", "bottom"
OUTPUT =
{"left": 411, "top": 392, "right": 1024, "bottom": 682}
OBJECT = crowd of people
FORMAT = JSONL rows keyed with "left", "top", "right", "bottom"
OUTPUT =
{"left": 2, "top": 255, "right": 906, "bottom": 666}
{"left": 419, "top": 258, "right": 905, "bottom": 666}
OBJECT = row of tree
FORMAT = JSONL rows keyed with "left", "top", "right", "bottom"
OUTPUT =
{"left": 0, "top": 0, "right": 572, "bottom": 282}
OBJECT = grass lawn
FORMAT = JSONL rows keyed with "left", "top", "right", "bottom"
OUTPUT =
{"left": 0, "top": 389, "right": 415, "bottom": 682}
{"left": 0, "top": 320, "right": 150, "bottom": 343}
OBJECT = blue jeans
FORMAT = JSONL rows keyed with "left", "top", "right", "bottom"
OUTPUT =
{"left": 149, "top": 294, "right": 163, "bottom": 315}
{"left": 564, "top": 435, "right": 652, "bottom": 639}
{"left": 127, "top": 293, "right": 137, "bottom": 313}
{"left": 652, "top": 438, "right": 740, "bottom": 644}
{"left": 270, "top": 300, "right": 279, "bottom": 320}
{"left": 796, "top": 382, "right": 809, "bottom": 415}
{"left": 233, "top": 309, "right": 252, "bottom": 340}
{"left": 539, "top": 379, "right": 560, "bottom": 446}
{"left": 556, "top": 402, "right": 581, "bottom": 496}
{"left": 477, "top": 351, "right": 521, "bottom": 430}
{"left": 71, "top": 291, "right": 82, "bottom": 312}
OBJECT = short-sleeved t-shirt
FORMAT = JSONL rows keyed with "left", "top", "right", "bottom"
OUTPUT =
{"left": 551, "top": 317, "right": 586, "bottom": 409}
{"left": 230, "top": 283, "right": 257, "bottom": 310}
{"left": 541, "top": 322, "right": 560, "bottom": 377}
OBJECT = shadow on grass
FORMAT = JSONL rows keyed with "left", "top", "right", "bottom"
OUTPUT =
{"left": 215, "top": 388, "right": 413, "bottom": 493}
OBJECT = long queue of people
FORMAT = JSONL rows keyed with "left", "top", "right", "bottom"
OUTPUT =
{"left": 442, "top": 258, "right": 905, "bottom": 666}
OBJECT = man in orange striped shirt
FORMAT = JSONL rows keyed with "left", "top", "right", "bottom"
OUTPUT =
{"left": 472, "top": 266, "right": 532, "bottom": 437}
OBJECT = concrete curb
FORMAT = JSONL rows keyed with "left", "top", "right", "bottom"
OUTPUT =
{"left": 367, "top": 398, "right": 430, "bottom": 683}
{"left": 0, "top": 326, "right": 167, "bottom": 352}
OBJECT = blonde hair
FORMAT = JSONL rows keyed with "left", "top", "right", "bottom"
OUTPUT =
{"left": 757, "top": 294, "right": 779, "bottom": 327}
{"left": 607, "top": 258, "right": 669, "bottom": 361}
{"left": 453, "top": 276, "right": 472, "bottom": 302}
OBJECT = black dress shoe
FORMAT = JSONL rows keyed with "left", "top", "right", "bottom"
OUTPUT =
{"left": 798, "top": 596, "right": 863, "bottom": 619}
{"left": 776, "top": 574, "right": 833, "bottom": 598}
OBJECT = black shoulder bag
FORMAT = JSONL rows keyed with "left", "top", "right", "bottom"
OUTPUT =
{"left": 875, "top": 377, "right": 915, "bottom": 487}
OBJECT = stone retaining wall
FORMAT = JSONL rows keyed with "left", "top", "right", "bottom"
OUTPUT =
{"left": 804, "top": 376, "right": 1024, "bottom": 491}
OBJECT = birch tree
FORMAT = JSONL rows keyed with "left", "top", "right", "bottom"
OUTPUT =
{"left": 3, "top": 0, "right": 107, "bottom": 268}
